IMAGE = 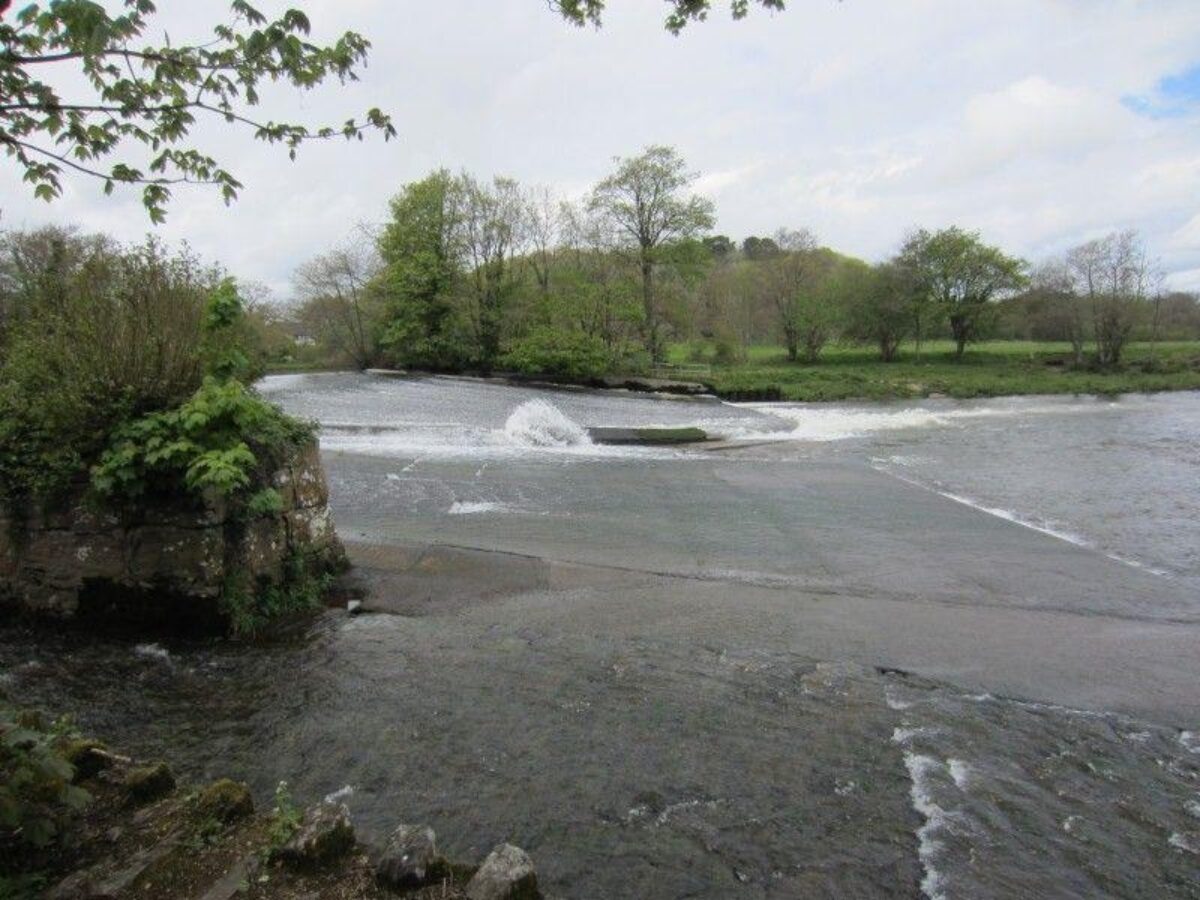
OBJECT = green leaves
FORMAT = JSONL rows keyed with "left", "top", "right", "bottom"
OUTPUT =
{"left": 90, "top": 377, "right": 313, "bottom": 506}
{"left": 0, "top": 704, "right": 92, "bottom": 851}
{"left": 1, "top": 2, "right": 394, "bottom": 220}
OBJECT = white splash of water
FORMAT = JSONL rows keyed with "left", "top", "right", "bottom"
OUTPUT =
{"left": 947, "top": 758, "right": 972, "bottom": 790}
{"left": 448, "top": 500, "right": 505, "bottom": 515}
{"left": 503, "top": 399, "right": 592, "bottom": 449}
{"left": 737, "top": 401, "right": 1094, "bottom": 443}
{"left": 133, "top": 643, "right": 170, "bottom": 662}
{"left": 901, "top": 752, "right": 951, "bottom": 900}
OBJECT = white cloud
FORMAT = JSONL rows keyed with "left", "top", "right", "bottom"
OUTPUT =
{"left": 2, "top": 0, "right": 1200, "bottom": 292}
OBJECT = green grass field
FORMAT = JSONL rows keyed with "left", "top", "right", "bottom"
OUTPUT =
{"left": 665, "top": 340, "right": 1200, "bottom": 402}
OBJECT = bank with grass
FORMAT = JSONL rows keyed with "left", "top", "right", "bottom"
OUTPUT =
{"left": 666, "top": 339, "right": 1200, "bottom": 402}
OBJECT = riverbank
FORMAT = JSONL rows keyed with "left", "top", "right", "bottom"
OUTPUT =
{"left": 0, "top": 710, "right": 541, "bottom": 900}
{"left": 268, "top": 340, "right": 1200, "bottom": 404}
{"left": 673, "top": 339, "right": 1200, "bottom": 401}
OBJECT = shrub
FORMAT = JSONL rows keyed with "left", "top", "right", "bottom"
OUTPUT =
{"left": 502, "top": 327, "right": 610, "bottom": 380}
{"left": 0, "top": 704, "right": 90, "bottom": 849}
{"left": 220, "top": 552, "right": 334, "bottom": 638}
{"left": 0, "top": 236, "right": 267, "bottom": 507}
{"left": 91, "top": 377, "right": 312, "bottom": 508}
{"left": 0, "top": 234, "right": 287, "bottom": 512}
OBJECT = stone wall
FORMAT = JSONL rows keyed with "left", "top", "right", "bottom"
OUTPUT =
{"left": 0, "top": 440, "right": 345, "bottom": 631}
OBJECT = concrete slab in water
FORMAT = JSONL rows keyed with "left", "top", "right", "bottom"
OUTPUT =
{"left": 587, "top": 425, "right": 710, "bottom": 445}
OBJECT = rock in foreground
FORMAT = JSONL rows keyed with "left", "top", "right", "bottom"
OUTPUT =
{"left": 466, "top": 843, "right": 542, "bottom": 900}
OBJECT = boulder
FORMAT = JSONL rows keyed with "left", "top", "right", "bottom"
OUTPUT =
{"left": 124, "top": 761, "right": 175, "bottom": 805}
{"left": 375, "top": 823, "right": 438, "bottom": 888}
{"left": 278, "top": 801, "right": 355, "bottom": 867}
{"left": 195, "top": 778, "right": 254, "bottom": 823}
{"left": 466, "top": 844, "right": 541, "bottom": 900}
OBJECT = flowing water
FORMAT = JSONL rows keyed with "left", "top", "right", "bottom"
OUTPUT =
{"left": 4, "top": 373, "right": 1200, "bottom": 898}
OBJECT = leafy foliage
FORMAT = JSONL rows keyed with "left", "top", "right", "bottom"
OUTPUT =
{"left": 0, "top": 1, "right": 394, "bottom": 221}
{"left": 0, "top": 233, "right": 220, "bottom": 504}
{"left": 91, "top": 377, "right": 311, "bottom": 504}
{"left": 0, "top": 233, "right": 292, "bottom": 511}
{"left": 267, "top": 780, "right": 302, "bottom": 851}
{"left": 554, "top": 0, "right": 786, "bottom": 33}
{"left": 503, "top": 326, "right": 611, "bottom": 380}
{"left": 0, "top": 705, "right": 91, "bottom": 850}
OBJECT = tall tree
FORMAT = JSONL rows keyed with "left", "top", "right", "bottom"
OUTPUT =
{"left": 293, "top": 233, "right": 384, "bottom": 370}
{"left": 587, "top": 145, "right": 714, "bottom": 362}
{"left": 1, "top": 1, "right": 393, "bottom": 221}
{"left": 525, "top": 185, "right": 562, "bottom": 299}
{"left": 457, "top": 174, "right": 528, "bottom": 369}
{"left": 843, "top": 261, "right": 912, "bottom": 362}
{"left": 377, "top": 170, "right": 464, "bottom": 370}
{"left": 762, "top": 228, "right": 832, "bottom": 362}
{"left": 1066, "top": 230, "right": 1157, "bottom": 367}
{"left": 899, "top": 227, "right": 1026, "bottom": 360}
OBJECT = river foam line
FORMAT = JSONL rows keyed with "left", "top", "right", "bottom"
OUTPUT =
{"left": 874, "top": 465, "right": 1175, "bottom": 580}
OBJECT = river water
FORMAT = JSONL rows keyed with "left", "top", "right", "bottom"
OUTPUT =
{"left": 3, "top": 374, "right": 1199, "bottom": 898}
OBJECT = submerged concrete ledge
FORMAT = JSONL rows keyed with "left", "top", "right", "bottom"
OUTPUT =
{"left": 587, "top": 425, "right": 710, "bottom": 445}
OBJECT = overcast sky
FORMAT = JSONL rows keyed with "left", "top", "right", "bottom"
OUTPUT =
{"left": 3, "top": 0, "right": 1199, "bottom": 297}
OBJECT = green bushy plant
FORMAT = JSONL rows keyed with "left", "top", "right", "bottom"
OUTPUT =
{"left": 0, "top": 704, "right": 91, "bottom": 850}
{"left": 502, "top": 326, "right": 610, "bottom": 380}
{"left": 91, "top": 377, "right": 312, "bottom": 507}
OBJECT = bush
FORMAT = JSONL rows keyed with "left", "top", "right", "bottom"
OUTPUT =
{"left": 0, "top": 234, "right": 281, "bottom": 511}
{"left": 0, "top": 704, "right": 90, "bottom": 849}
{"left": 502, "top": 327, "right": 610, "bottom": 380}
{"left": 91, "top": 377, "right": 312, "bottom": 508}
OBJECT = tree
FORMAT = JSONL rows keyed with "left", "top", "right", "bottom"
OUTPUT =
{"left": 377, "top": 171, "right": 464, "bottom": 370}
{"left": 587, "top": 145, "right": 714, "bottom": 362}
{"left": 457, "top": 174, "right": 528, "bottom": 369}
{"left": 742, "top": 235, "right": 782, "bottom": 261}
{"left": 1066, "top": 230, "right": 1157, "bottom": 367}
{"left": 559, "top": 199, "right": 643, "bottom": 359}
{"left": 554, "top": 0, "right": 786, "bottom": 33}
{"left": 1028, "top": 260, "right": 1087, "bottom": 365}
{"left": 1, "top": 1, "right": 394, "bottom": 221}
{"left": 294, "top": 233, "right": 384, "bottom": 370}
{"left": 525, "top": 185, "right": 562, "bottom": 299}
{"left": 899, "top": 227, "right": 1026, "bottom": 360}
{"left": 843, "top": 261, "right": 912, "bottom": 362}
{"left": 761, "top": 228, "right": 835, "bottom": 362}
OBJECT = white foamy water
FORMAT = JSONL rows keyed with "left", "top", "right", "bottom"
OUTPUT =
{"left": 503, "top": 399, "right": 592, "bottom": 449}
{"left": 900, "top": 751, "right": 951, "bottom": 900}
{"left": 448, "top": 500, "right": 506, "bottom": 515}
{"left": 734, "top": 399, "right": 1105, "bottom": 443}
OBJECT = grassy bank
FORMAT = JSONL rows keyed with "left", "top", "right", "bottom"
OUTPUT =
{"left": 667, "top": 340, "right": 1200, "bottom": 402}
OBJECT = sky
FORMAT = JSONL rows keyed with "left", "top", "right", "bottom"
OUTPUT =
{"left": 3, "top": 0, "right": 1200, "bottom": 298}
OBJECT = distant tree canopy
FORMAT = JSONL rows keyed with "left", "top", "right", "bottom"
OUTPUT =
{"left": 554, "top": 0, "right": 786, "bottom": 33}
{"left": 284, "top": 150, "right": 1187, "bottom": 376}
{"left": 0, "top": 1, "right": 394, "bottom": 221}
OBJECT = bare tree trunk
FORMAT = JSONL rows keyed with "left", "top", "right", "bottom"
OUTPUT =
{"left": 640, "top": 253, "right": 660, "bottom": 364}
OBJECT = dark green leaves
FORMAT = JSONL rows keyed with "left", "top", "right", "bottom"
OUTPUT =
{"left": 1, "top": 1, "right": 394, "bottom": 220}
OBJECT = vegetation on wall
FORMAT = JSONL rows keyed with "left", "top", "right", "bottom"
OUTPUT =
{"left": 0, "top": 229, "right": 308, "bottom": 517}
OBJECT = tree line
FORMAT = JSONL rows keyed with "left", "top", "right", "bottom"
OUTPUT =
{"left": 292, "top": 146, "right": 1198, "bottom": 378}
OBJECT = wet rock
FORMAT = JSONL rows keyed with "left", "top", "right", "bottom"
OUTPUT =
{"left": 196, "top": 778, "right": 254, "bottom": 823}
{"left": 375, "top": 823, "right": 438, "bottom": 888}
{"left": 466, "top": 844, "right": 541, "bottom": 900}
{"left": 124, "top": 761, "right": 175, "bottom": 805}
{"left": 62, "top": 738, "right": 110, "bottom": 782}
{"left": 278, "top": 801, "right": 355, "bottom": 867}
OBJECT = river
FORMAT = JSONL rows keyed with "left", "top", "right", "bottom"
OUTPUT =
{"left": 3, "top": 374, "right": 1198, "bottom": 898}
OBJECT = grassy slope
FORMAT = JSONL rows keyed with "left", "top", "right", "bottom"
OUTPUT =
{"left": 666, "top": 340, "right": 1200, "bottom": 402}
